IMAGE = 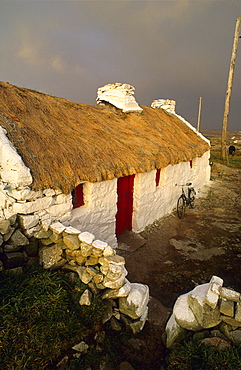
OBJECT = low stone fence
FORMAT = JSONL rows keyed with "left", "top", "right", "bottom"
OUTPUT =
{"left": 165, "top": 275, "right": 241, "bottom": 348}
{"left": 0, "top": 215, "right": 149, "bottom": 334}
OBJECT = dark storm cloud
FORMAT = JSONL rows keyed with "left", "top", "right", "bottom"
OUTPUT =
{"left": 0, "top": 0, "right": 240, "bottom": 130}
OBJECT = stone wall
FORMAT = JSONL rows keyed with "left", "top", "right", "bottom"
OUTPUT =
{"left": 165, "top": 276, "right": 241, "bottom": 348}
{"left": 0, "top": 217, "right": 149, "bottom": 334}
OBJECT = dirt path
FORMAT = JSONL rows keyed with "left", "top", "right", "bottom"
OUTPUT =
{"left": 117, "top": 165, "right": 241, "bottom": 309}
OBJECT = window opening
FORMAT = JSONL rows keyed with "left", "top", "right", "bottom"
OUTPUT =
{"left": 156, "top": 169, "right": 161, "bottom": 186}
{"left": 72, "top": 184, "right": 84, "bottom": 208}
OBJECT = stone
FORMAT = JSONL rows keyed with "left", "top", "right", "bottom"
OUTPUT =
{"left": 103, "top": 245, "right": 115, "bottom": 257}
{"left": 130, "top": 306, "right": 148, "bottom": 334}
{"left": 165, "top": 314, "right": 186, "bottom": 349}
{"left": 65, "top": 249, "right": 86, "bottom": 264}
{"left": 220, "top": 298, "right": 234, "bottom": 317}
{"left": 85, "top": 255, "right": 99, "bottom": 265}
{"left": 8, "top": 189, "right": 42, "bottom": 201}
{"left": 119, "top": 283, "right": 149, "bottom": 320}
{"left": 33, "top": 229, "right": 52, "bottom": 239}
{"left": 151, "top": 99, "right": 176, "bottom": 113}
{"left": 64, "top": 226, "right": 80, "bottom": 235}
{"left": 80, "top": 242, "right": 92, "bottom": 257}
{"left": 24, "top": 238, "right": 39, "bottom": 257}
{"left": 204, "top": 275, "right": 223, "bottom": 309}
{"left": 92, "top": 240, "right": 107, "bottom": 256}
{"left": 18, "top": 214, "right": 39, "bottom": 230}
{"left": 102, "top": 281, "right": 132, "bottom": 299}
{"left": 13, "top": 196, "right": 53, "bottom": 214}
{"left": 41, "top": 214, "right": 52, "bottom": 231}
{"left": 102, "top": 300, "right": 114, "bottom": 323}
{"left": 201, "top": 337, "right": 231, "bottom": 350}
{"left": 76, "top": 266, "right": 92, "bottom": 284}
{"left": 110, "top": 316, "right": 122, "bottom": 331}
{"left": 63, "top": 234, "right": 80, "bottom": 250}
{"left": 8, "top": 214, "right": 17, "bottom": 226}
{"left": 49, "top": 231, "right": 63, "bottom": 243}
{"left": 72, "top": 341, "right": 89, "bottom": 353}
{"left": 46, "top": 202, "right": 72, "bottom": 217}
{"left": 93, "top": 273, "right": 104, "bottom": 284}
{"left": 39, "top": 244, "right": 63, "bottom": 269}
{"left": 79, "top": 289, "right": 93, "bottom": 306}
{"left": 221, "top": 315, "right": 241, "bottom": 329}
{"left": 43, "top": 189, "right": 56, "bottom": 197}
{"left": 230, "top": 329, "right": 241, "bottom": 345}
{"left": 50, "top": 222, "right": 66, "bottom": 234}
{"left": 220, "top": 287, "right": 240, "bottom": 302}
{"left": 41, "top": 237, "right": 53, "bottom": 246}
{"left": 78, "top": 231, "right": 95, "bottom": 244}
{"left": 9, "top": 229, "right": 29, "bottom": 246}
{"left": 235, "top": 301, "right": 241, "bottom": 321}
{"left": 188, "top": 284, "right": 221, "bottom": 328}
{"left": 3, "top": 226, "right": 15, "bottom": 241}
{"left": 103, "top": 269, "right": 127, "bottom": 289}
{"left": 86, "top": 266, "right": 99, "bottom": 276}
{"left": 173, "top": 293, "right": 203, "bottom": 331}
{"left": 0, "top": 219, "right": 10, "bottom": 234}
{"left": 0, "top": 234, "right": 3, "bottom": 246}
{"left": 1, "top": 251, "right": 25, "bottom": 269}
{"left": 4, "top": 244, "right": 22, "bottom": 252}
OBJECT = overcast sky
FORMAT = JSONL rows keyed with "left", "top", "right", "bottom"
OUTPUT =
{"left": 0, "top": 0, "right": 240, "bottom": 131}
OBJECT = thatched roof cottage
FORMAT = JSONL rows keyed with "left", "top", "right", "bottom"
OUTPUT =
{"left": 0, "top": 81, "right": 210, "bottom": 247}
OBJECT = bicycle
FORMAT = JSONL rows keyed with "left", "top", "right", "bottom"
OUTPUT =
{"left": 176, "top": 183, "right": 196, "bottom": 219}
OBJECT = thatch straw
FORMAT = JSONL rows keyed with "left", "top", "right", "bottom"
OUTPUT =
{"left": 0, "top": 81, "right": 209, "bottom": 193}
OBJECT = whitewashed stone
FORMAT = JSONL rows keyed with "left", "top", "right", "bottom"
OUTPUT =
{"left": 13, "top": 196, "right": 53, "bottom": 214}
{"left": 119, "top": 283, "right": 149, "bottom": 319}
{"left": 79, "top": 289, "right": 93, "bottom": 306}
{"left": 41, "top": 214, "right": 52, "bottom": 231}
{"left": 78, "top": 231, "right": 95, "bottom": 245}
{"left": 46, "top": 202, "right": 72, "bottom": 217}
{"left": 64, "top": 226, "right": 80, "bottom": 235}
{"left": 5, "top": 188, "right": 42, "bottom": 201}
{"left": 204, "top": 275, "right": 223, "bottom": 309}
{"left": 39, "top": 244, "right": 63, "bottom": 269}
{"left": 220, "top": 287, "right": 240, "bottom": 302}
{"left": 165, "top": 314, "right": 186, "bottom": 349}
{"left": 130, "top": 306, "right": 148, "bottom": 334}
{"left": 97, "top": 83, "right": 143, "bottom": 113}
{"left": 18, "top": 214, "right": 39, "bottom": 230}
{"left": 43, "top": 189, "right": 56, "bottom": 197}
{"left": 50, "top": 222, "right": 66, "bottom": 234}
{"left": 56, "top": 193, "right": 72, "bottom": 204}
{"left": 188, "top": 284, "right": 221, "bottom": 328}
{"left": 173, "top": 293, "right": 203, "bottom": 331}
{"left": 100, "top": 255, "right": 125, "bottom": 266}
{"left": 151, "top": 99, "right": 176, "bottom": 113}
{"left": 0, "top": 191, "right": 6, "bottom": 208}
{"left": 63, "top": 234, "right": 80, "bottom": 250}
{"left": 92, "top": 240, "right": 108, "bottom": 251}
{"left": 24, "top": 224, "right": 42, "bottom": 237}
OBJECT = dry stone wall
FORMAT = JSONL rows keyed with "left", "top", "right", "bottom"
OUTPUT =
{"left": 0, "top": 216, "right": 149, "bottom": 334}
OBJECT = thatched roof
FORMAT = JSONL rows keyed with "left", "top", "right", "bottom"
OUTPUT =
{"left": 0, "top": 81, "right": 209, "bottom": 193}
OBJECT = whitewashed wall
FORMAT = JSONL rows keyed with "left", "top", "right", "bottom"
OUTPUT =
{"left": 69, "top": 179, "right": 118, "bottom": 247}
{"left": 132, "top": 151, "right": 210, "bottom": 233}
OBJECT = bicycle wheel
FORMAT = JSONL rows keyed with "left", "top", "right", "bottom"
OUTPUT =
{"left": 189, "top": 188, "right": 195, "bottom": 209}
{"left": 177, "top": 195, "right": 185, "bottom": 218}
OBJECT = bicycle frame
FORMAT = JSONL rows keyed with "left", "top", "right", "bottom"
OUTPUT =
{"left": 176, "top": 183, "right": 196, "bottom": 218}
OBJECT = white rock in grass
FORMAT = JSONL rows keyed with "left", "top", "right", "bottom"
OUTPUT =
{"left": 78, "top": 231, "right": 95, "bottom": 245}
{"left": 119, "top": 283, "right": 149, "bottom": 319}
{"left": 165, "top": 314, "right": 186, "bottom": 349}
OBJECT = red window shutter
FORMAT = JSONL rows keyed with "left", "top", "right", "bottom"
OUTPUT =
{"left": 155, "top": 169, "right": 161, "bottom": 186}
{"left": 190, "top": 160, "right": 193, "bottom": 168}
{"left": 72, "top": 184, "right": 84, "bottom": 208}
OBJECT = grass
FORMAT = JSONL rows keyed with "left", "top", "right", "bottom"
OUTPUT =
{"left": 0, "top": 266, "right": 106, "bottom": 369}
{"left": 166, "top": 338, "right": 241, "bottom": 370}
{"left": 210, "top": 147, "right": 241, "bottom": 168}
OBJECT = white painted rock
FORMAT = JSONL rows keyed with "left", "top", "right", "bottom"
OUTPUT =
{"left": 119, "top": 283, "right": 149, "bottom": 319}
{"left": 173, "top": 293, "right": 203, "bottom": 331}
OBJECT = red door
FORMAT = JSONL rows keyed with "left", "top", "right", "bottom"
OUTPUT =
{"left": 116, "top": 175, "right": 135, "bottom": 235}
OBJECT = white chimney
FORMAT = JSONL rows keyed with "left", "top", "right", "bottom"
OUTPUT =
{"left": 151, "top": 99, "right": 176, "bottom": 114}
{"left": 96, "top": 83, "right": 143, "bottom": 113}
